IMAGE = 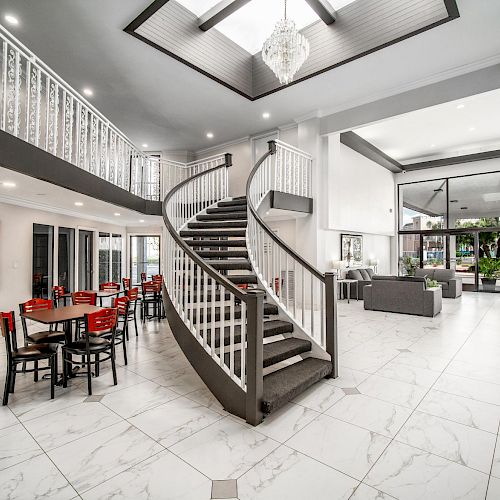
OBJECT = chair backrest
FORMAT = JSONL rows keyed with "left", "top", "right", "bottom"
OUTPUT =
{"left": 140, "top": 272, "right": 147, "bottom": 282}
{"left": 21, "top": 298, "right": 53, "bottom": 313}
{"left": 152, "top": 274, "right": 163, "bottom": 284}
{"left": 72, "top": 291, "right": 97, "bottom": 306}
{"left": 85, "top": 308, "right": 117, "bottom": 334}
{"left": 99, "top": 282, "right": 120, "bottom": 292}
{"left": 127, "top": 287, "right": 139, "bottom": 301}
{"left": 52, "top": 286, "right": 66, "bottom": 307}
{"left": 113, "top": 296, "right": 130, "bottom": 317}
{"left": 142, "top": 281, "right": 159, "bottom": 295}
{"left": 1, "top": 311, "right": 17, "bottom": 356}
{"left": 122, "top": 278, "right": 131, "bottom": 290}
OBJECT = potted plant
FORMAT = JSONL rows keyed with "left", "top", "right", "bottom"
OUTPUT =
{"left": 479, "top": 257, "right": 500, "bottom": 291}
{"left": 426, "top": 278, "right": 440, "bottom": 289}
{"left": 399, "top": 256, "right": 417, "bottom": 277}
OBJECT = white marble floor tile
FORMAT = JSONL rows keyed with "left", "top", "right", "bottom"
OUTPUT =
{"left": 487, "top": 476, "right": 500, "bottom": 500}
{"left": 47, "top": 421, "right": 163, "bottom": 493}
{"left": 73, "top": 366, "right": 148, "bottom": 395}
{"left": 357, "top": 374, "right": 427, "bottom": 409}
{"left": 418, "top": 389, "right": 500, "bottom": 433}
{"left": 115, "top": 346, "right": 163, "bottom": 367}
{"left": 326, "top": 394, "right": 411, "bottom": 438}
{"left": 153, "top": 367, "right": 207, "bottom": 395}
{"left": 82, "top": 449, "right": 211, "bottom": 500}
{"left": 100, "top": 380, "right": 179, "bottom": 418}
{"left": 445, "top": 358, "right": 500, "bottom": 385}
{"left": 491, "top": 439, "right": 500, "bottom": 479}
{"left": 238, "top": 445, "right": 358, "bottom": 500}
{"left": 0, "top": 453, "right": 77, "bottom": 500}
{"left": 291, "top": 380, "right": 345, "bottom": 412}
{"left": 434, "top": 373, "right": 500, "bottom": 406}
{"left": 324, "top": 367, "right": 370, "bottom": 388}
{"left": 0, "top": 423, "right": 43, "bottom": 470}
{"left": 287, "top": 414, "right": 390, "bottom": 480}
{"left": 23, "top": 402, "right": 121, "bottom": 451}
{"left": 365, "top": 441, "right": 488, "bottom": 500}
{"left": 350, "top": 483, "right": 396, "bottom": 500}
{"left": 393, "top": 350, "right": 450, "bottom": 371}
{"left": 125, "top": 355, "right": 190, "bottom": 380}
{"left": 184, "top": 386, "right": 228, "bottom": 414}
{"left": 170, "top": 416, "right": 280, "bottom": 479}
{"left": 376, "top": 361, "right": 440, "bottom": 388}
{"left": 128, "top": 396, "right": 223, "bottom": 447}
{"left": 0, "top": 405, "right": 19, "bottom": 430}
{"left": 254, "top": 402, "right": 320, "bottom": 443}
{"left": 396, "top": 411, "right": 496, "bottom": 473}
{"left": 339, "top": 351, "right": 397, "bottom": 374}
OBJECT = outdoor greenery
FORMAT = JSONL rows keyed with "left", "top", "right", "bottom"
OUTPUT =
{"left": 426, "top": 278, "right": 440, "bottom": 288}
{"left": 400, "top": 256, "right": 418, "bottom": 276}
{"left": 478, "top": 257, "right": 500, "bottom": 279}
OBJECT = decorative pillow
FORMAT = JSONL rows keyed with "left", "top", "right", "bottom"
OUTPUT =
{"left": 346, "top": 269, "right": 363, "bottom": 281}
{"left": 359, "top": 269, "right": 370, "bottom": 280}
{"left": 366, "top": 268, "right": 374, "bottom": 278}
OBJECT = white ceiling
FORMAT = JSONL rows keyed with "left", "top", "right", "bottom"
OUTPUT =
{"left": 355, "top": 88, "right": 500, "bottom": 165}
{"left": 0, "top": 167, "right": 162, "bottom": 227}
{"left": 0, "top": 0, "right": 498, "bottom": 152}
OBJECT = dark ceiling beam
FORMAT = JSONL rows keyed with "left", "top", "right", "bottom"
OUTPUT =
{"left": 304, "top": 0, "right": 337, "bottom": 25}
{"left": 198, "top": 0, "right": 251, "bottom": 31}
{"left": 340, "top": 131, "right": 403, "bottom": 173}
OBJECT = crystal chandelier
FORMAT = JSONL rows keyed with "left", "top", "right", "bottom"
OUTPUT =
{"left": 262, "top": 0, "right": 310, "bottom": 85}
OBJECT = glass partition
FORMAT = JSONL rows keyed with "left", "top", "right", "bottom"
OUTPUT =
{"left": 111, "top": 234, "right": 122, "bottom": 283}
{"left": 32, "top": 224, "right": 54, "bottom": 298}
{"left": 98, "top": 232, "right": 110, "bottom": 284}
{"left": 130, "top": 236, "right": 160, "bottom": 283}
{"left": 58, "top": 227, "right": 75, "bottom": 292}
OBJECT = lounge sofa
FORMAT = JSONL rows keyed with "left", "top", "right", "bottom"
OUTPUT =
{"left": 414, "top": 268, "right": 462, "bottom": 298}
{"left": 364, "top": 276, "right": 442, "bottom": 317}
{"left": 345, "top": 268, "right": 374, "bottom": 300}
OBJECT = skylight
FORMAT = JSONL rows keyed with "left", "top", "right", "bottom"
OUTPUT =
{"left": 177, "top": 0, "right": 358, "bottom": 54}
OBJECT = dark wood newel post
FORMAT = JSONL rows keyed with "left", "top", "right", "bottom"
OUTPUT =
{"left": 224, "top": 153, "right": 233, "bottom": 167}
{"left": 245, "top": 289, "right": 265, "bottom": 426}
{"left": 325, "top": 272, "right": 338, "bottom": 378}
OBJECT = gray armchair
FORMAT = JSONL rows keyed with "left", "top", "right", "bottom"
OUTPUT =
{"left": 415, "top": 269, "right": 462, "bottom": 298}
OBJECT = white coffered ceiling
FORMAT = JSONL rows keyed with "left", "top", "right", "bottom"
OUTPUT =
{"left": 0, "top": 0, "right": 498, "bottom": 151}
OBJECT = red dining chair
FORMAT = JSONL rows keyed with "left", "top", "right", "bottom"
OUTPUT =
{"left": 127, "top": 287, "right": 140, "bottom": 336}
{"left": 2, "top": 312, "right": 57, "bottom": 405}
{"left": 140, "top": 272, "right": 147, "bottom": 282}
{"left": 152, "top": 275, "right": 165, "bottom": 318}
{"left": 52, "top": 286, "right": 66, "bottom": 308}
{"left": 72, "top": 291, "right": 97, "bottom": 306}
{"left": 62, "top": 308, "right": 118, "bottom": 395}
{"left": 106, "top": 296, "right": 129, "bottom": 365}
{"left": 122, "top": 278, "right": 131, "bottom": 291}
{"left": 99, "top": 282, "right": 120, "bottom": 292}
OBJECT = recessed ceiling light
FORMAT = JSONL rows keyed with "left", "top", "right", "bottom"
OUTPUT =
{"left": 206, "top": 132, "right": 214, "bottom": 139}
{"left": 262, "top": 112, "right": 270, "bottom": 119}
{"left": 2, "top": 181, "right": 16, "bottom": 188}
{"left": 4, "top": 14, "right": 19, "bottom": 25}
{"left": 469, "top": 126, "right": 476, "bottom": 131}
{"left": 114, "top": 212, "right": 121, "bottom": 216}
{"left": 82, "top": 88, "right": 93, "bottom": 97}
{"left": 430, "top": 144, "right": 436, "bottom": 148}
{"left": 142, "top": 144, "right": 148, "bottom": 148}
{"left": 74, "top": 202, "right": 84, "bottom": 206}
{"left": 457, "top": 104, "right": 465, "bottom": 109}
{"left": 139, "top": 219, "right": 145, "bottom": 223}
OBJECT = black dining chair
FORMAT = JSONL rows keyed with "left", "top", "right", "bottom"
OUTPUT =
{"left": 1, "top": 312, "right": 57, "bottom": 406}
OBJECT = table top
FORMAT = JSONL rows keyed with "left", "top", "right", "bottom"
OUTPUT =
{"left": 61, "top": 290, "right": 121, "bottom": 299}
{"left": 22, "top": 305, "right": 103, "bottom": 324}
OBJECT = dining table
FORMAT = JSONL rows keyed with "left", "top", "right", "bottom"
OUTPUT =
{"left": 61, "top": 290, "right": 122, "bottom": 307}
{"left": 22, "top": 304, "right": 103, "bottom": 383}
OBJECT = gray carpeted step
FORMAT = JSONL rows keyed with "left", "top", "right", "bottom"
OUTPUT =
{"left": 207, "top": 206, "right": 247, "bottom": 214}
{"left": 205, "top": 319, "right": 294, "bottom": 348}
{"left": 262, "top": 358, "right": 333, "bottom": 414}
{"left": 196, "top": 249, "right": 249, "bottom": 258}
{"left": 225, "top": 338, "right": 312, "bottom": 377}
{"left": 187, "top": 221, "right": 247, "bottom": 229}
{"left": 197, "top": 212, "right": 247, "bottom": 221}
{"left": 180, "top": 229, "right": 246, "bottom": 237}
{"left": 189, "top": 302, "right": 278, "bottom": 323}
{"left": 184, "top": 239, "right": 247, "bottom": 247}
{"left": 218, "top": 199, "right": 247, "bottom": 208}
{"left": 206, "top": 260, "right": 252, "bottom": 271}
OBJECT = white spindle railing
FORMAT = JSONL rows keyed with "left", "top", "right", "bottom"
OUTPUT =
{"left": 247, "top": 141, "right": 335, "bottom": 352}
{"left": 0, "top": 24, "right": 162, "bottom": 200}
{"left": 164, "top": 164, "right": 250, "bottom": 390}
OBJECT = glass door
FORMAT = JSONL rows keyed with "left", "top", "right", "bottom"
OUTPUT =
{"left": 58, "top": 227, "right": 75, "bottom": 292}
{"left": 452, "top": 232, "right": 478, "bottom": 291}
{"left": 478, "top": 231, "right": 500, "bottom": 292}
{"left": 78, "top": 230, "right": 94, "bottom": 290}
{"left": 130, "top": 235, "right": 160, "bottom": 283}
{"left": 32, "top": 224, "right": 54, "bottom": 298}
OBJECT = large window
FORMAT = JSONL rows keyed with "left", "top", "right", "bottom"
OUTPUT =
{"left": 32, "top": 224, "right": 54, "bottom": 299}
{"left": 99, "top": 232, "right": 123, "bottom": 284}
{"left": 130, "top": 236, "right": 160, "bottom": 283}
{"left": 98, "top": 232, "right": 110, "bottom": 284}
{"left": 58, "top": 227, "right": 75, "bottom": 292}
{"left": 111, "top": 234, "right": 122, "bottom": 283}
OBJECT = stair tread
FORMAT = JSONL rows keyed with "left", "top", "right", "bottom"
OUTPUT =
{"left": 206, "top": 206, "right": 247, "bottom": 214}
{"left": 185, "top": 239, "right": 247, "bottom": 247}
{"left": 197, "top": 212, "right": 247, "bottom": 220}
{"left": 206, "top": 319, "right": 294, "bottom": 347}
{"left": 188, "top": 221, "right": 247, "bottom": 229}
{"left": 180, "top": 229, "right": 246, "bottom": 237}
{"left": 206, "top": 260, "right": 252, "bottom": 270}
{"left": 226, "top": 338, "right": 312, "bottom": 377}
{"left": 262, "top": 358, "right": 333, "bottom": 414}
{"left": 196, "top": 250, "right": 249, "bottom": 258}
{"left": 218, "top": 199, "right": 247, "bottom": 207}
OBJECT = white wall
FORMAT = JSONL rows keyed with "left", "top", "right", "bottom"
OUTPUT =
{"left": 0, "top": 202, "right": 160, "bottom": 313}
